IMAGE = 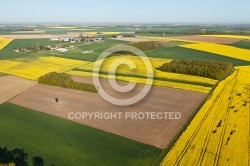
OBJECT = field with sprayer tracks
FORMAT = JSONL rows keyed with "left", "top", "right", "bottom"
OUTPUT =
{"left": 0, "top": 28, "right": 250, "bottom": 166}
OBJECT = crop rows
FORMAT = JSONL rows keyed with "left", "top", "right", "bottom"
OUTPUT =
{"left": 161, "top": 66, "right": 249, "bottom": 166}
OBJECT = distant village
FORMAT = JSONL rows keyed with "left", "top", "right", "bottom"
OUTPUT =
{"left": 14, "top": 35, "right": 103, "bottom": 53}
{"left": 50, "top": 36, "right": 102, "bottom": 43}
{"left": 13, "top": 33, "right": 141, "bottom": 53}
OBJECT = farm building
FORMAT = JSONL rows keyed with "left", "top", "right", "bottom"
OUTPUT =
{"left": 56, "top": 48, "right": 68, "bottom": 52}
{"left": 50, "top": 38, "right": 59, "bottom": 41}
{"left": 60, "top": 38, "right": 70, "bottom": 42}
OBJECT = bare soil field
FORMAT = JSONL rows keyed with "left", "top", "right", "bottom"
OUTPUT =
{"left": 0, "top": 76, "right": 37, "bottom": 104}
{"left": 10, "top": 76, "right": 206, "bottom": 148}
{"left": 110, "top": 37, "right": 160, "bottom": 42}
{"left": 169, "top": 35, "right": 242, "bottom": 44}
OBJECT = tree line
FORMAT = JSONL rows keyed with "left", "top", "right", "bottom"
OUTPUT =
{"left": 130, "top": 41, "right": 166, "bottom": 51}
{"left": 157, "top": 60, "right": 232, "bottom": 80}
{"left": 108, "top": 41, "right": 166, "bottom": 54}
{"left": 0, "top": 147, "right": 44, "bottom": 166}
{"left": 38, "top": 72, "right": 98, "bottom": 93}
{"left": 18, "top": 43, "right": 51, "bottom": 53}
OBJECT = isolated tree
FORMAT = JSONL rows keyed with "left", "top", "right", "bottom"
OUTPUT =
{"left": 79, "top": 33, "right": 83, "bottom": 38}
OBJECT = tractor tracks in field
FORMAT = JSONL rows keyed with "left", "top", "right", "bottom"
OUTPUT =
{"left": 173, "top": 70, "right": 239, "bottom": 166}
{"left": 213, "top": 70, "right": 239, "bottom": 166}
{"left": 196, "top": 69, "right": 238, "bottom": 166}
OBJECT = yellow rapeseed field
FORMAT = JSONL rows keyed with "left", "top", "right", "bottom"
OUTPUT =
{"left": 181, "top": 43, "right": 250, "bottom": 61}
{"left": 141, "top": 36, "right": 199, "bottom": 43}
{"left": 67, "top": 55, "right": 217, "bottom": 93}
{"left": 68, "top": 70, "right": 212, "bottom": 93}
{"left": 0, "top": 56, "right": 87, "bottom": 80}
{"left": 201, "top": 35, "right": 250, "bottom": 40}
{"left": 82, "top": 55, "right": 171, "bottom": 75}
{"left": 0, "top": 37, "right": 13, "bottom": 50}
{"left": 161, "top": 66, "right": 250, "bottom": 166}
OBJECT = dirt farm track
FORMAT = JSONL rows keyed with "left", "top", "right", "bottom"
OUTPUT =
{"left": 10, "top": 76, "right": 206, "bottom": 148}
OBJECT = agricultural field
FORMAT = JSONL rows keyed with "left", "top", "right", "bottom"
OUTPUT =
{"left": 0, "top": 37, "right": 13, "bottom": 50}
{"left": 87, "top": 32, "right": 122, "bottom": 35}
{"left": 46, "top": 39, "right": 128, "bottom": 62}
{"left": 0, "top": 39, "right": 128, "bottom": 61}
{"left": 9, "top": 78, "right": 207, "bottom": 149}
{"left": 162, "top": 35, "right": 242, "bottom": 44}
{"left": 160, "top": 66, "right": 250, "bottom": 166}
{"left": 46, "top": 26, "right": 77, "bottom": 29}
{"left": 1, "top": 38, "right": 60, "bottom": 51}
{"left": 36, "top": 26, "right": 131, "bottom": 35}
{"left": 228, "top": 40, "right": 250, "bottom": 49}
{"left": 69, "top": 55, "right": 217, "bottom": 93}
{"left": 0, "top": 72, "right": 7, "bottom": 77}
{"left": 201, "top": 35, "right": 250, "bottom": 40}
{"left": 0, "top": 56, "right": 87, "bottom": 80}
{"left": 0, "top": 76, "right": 36, "bottom": 104}
{"left": 145, "top": 46, "right": 250, "bottom": 66}
{"left": 1, "top": 22, "right": 250, "bottom": 166}
{"left": 0, "top": 102, "right": 161, "bottom": 166}
{"left": 111, "top": 37, "right": 158, "bottom": 42}
{"left": 140, "top": 35, "right": 241, "bottom": 44}
{"left": 142, "top": 36, "right": 198, "bottom": 43}
{"left": 181, "top": 43, "right": 250, "bottom": 61}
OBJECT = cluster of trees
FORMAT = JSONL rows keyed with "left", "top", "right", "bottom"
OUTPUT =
{"left": 18, "top": 43, "right": 50, "bottom": 53}
{"left": 123, "top": 34, "right": 136, "bottom": 37}
{"left": 39, "top": 72, "right": 98, "bottom": 93}
{"left": 0, "top": 147, "right": 44, "bottom": 166}
{"left": 130, "top": 41, "right": 166, "bottom": 51}
{"left": 79, "top": 33, "right": 101, "bottom": 42}
{"left": 108, "top": 41, "right": 165, "bottom": 54}
{"left": 157, "top": 60, "right": 232, "bottom": 80}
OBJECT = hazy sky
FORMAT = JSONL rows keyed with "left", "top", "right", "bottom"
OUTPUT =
{"left": 0, "top": 0, "right": 249, "bottom": 24}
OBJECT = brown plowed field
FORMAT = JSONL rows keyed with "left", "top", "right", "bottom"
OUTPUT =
{"left": 10, "top": 76, "right": 206, "bottom": 148}
{"left": 0, "top": 75, "right": 37, "bottom": 104}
